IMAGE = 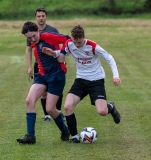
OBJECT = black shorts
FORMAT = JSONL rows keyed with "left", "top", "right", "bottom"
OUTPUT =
{"left": 34, "top": 62, "right": 38, "bottom": 74}
{"left": 69, "top": 78, "right": 106, "bottom": 105}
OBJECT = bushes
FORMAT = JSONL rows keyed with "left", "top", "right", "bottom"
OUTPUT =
{"left": 0, "top": 0, "right": 150, "bottom": 19}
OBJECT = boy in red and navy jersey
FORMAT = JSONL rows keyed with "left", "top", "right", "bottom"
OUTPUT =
{"left": 30, "top": 31, "right": 68, "bottom": 75}
{"left": 17, "top": 21, "right": 70, "bottom": 144}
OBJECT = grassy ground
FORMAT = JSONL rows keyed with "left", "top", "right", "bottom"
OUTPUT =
{"left": 0, "top": 18, "right": 151, "bottom": 160}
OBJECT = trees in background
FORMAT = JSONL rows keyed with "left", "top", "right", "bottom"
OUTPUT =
{"left": 0, "top": 0, "right": 150, "bottom": 19}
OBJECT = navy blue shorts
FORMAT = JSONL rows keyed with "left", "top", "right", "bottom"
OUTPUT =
{"left": 34, "top": 71, "right": 65, "bottom": 96}
{"left": 68, "top": 78, "right": 106, "bottom": 105}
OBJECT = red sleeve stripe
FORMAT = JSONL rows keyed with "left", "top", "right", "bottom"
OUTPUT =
{"left": 86, "top": 40, "right": 97, "bottom": 55}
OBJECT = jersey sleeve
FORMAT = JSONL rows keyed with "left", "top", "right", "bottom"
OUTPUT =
{"left": 95, "top": 45, "right": 119, "bottom": 78}
{"left": 40, "top": 32, "right": 71, "bottom": 52}
{"left": 41, "top": 32, "right": 70, "bottom": 46}
{"left": 60, "top": 39, "right": 72, "bottom": 55}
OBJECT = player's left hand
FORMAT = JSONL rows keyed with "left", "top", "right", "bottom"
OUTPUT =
{"left": 113, "top": 77, "right": 121, "bottom": 86}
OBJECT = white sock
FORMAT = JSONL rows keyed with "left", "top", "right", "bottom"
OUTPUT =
{"left": 72, "top": 135, "right": 79, "bottom": 140}
{"left": 45, "top": 115, "right": 50, "bottom": 118}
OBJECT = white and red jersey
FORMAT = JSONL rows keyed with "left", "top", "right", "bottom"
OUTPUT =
{"left": 61, "top": 39, "right": 119, "bottom": 81}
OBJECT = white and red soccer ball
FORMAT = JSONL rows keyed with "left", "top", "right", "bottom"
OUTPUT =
{"left": 80, "top": 127, "right": 98, "bottom": 143}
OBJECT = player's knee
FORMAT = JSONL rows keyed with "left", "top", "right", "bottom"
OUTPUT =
{"left": 97, "top": 108, "right": 108, "bottom": 116}
{"left": 46, "top": 108, "right": 51, "bottom": 114}
{"left": 41, "top": 92, "right": 47, "bottom": 99}
{"left": 64, "top": 103, "right": 73, "bottom": 113}
{"left": 26, "top": 97, "right": 32, "bottom": 106}
{"left": 46, "top": 107, "right": 55, "bottom": 116}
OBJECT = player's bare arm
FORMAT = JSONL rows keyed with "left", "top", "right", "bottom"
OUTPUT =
{"left": 26, "top": 46, "right": 33, "bottom": 76}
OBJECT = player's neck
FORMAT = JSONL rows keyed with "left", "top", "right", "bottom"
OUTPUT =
{"left": 38, "top": 23, "right": 46, "bottom": 31}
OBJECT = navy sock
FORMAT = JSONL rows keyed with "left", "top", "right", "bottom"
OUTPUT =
{"left": 66, "top": 113, "right": 78, "bottom": 136}
{"left": 26, "top": 113, "right": 36, "bottom": 137}
{"left": 54, "top": 113, "right": 68, "bottom": 133}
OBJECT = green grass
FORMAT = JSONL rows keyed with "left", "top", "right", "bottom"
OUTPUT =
{"left": 0, "top": 19, "right": 151, "bottom": 160}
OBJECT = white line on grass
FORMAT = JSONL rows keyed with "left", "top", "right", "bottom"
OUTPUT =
{"left": 11, "top": 56, "right": 21, "bottom": 63}
{"left": 15, "top": 56, "right": 21, "bottom": 63}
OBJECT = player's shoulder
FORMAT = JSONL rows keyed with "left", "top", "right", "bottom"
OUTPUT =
{"left": 85, "top": 39, "right": 97, "bottom": 54}
{"left": 86, "top": 39, "right": 97, "bottom": 46}
{"left": 40, "top": 31, "right": 54, "bottom": 41}
{"left": 66, "top": 39, "right": 72, "bottom": 43}
{"left": 65, "top": 39, "right": 73, "bottom": 46}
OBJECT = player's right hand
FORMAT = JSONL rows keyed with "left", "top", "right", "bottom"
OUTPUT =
{"left": 113, "top": 77, "right": 121, "bottom": 86}
{"left": 28, "top": 67, "right": 33, "bottom": 77}
{"left": 42, "top": 47, "right": 55, "bottom": 56}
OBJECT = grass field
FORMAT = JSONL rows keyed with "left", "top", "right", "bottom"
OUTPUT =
{"left": 0, "top": 18, "right": 151, "bottom": 160}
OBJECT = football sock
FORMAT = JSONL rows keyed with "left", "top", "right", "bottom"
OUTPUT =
{"left": 54, "top": 113, "right": 68, "bottom": 133}
{"left": 66, "top": 113, "right": 78, "bottom": 136}
{"left": 107, "top": 102, "right": 114, "bottom": 114}
{"left": 41, "top": 98, "right": 49, "bottom": 116}
{"left": 26, "top": 113, "right": 36, "bottom": 137}
{"left": 56, "top": 94, "right": 63, "bottom": 111}
{"left": 72, "top": 135, "right": 79, "bottom": 140}
{"left": 45, "top": 115, "right": 50, "bottom": 118}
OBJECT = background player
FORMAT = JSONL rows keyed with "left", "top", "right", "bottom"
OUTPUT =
{"left": 26, "top": 7, "right": 65, "bottom": 122}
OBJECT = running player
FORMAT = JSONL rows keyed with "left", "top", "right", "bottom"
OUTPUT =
{"left": 17, "top": 22, "right": 70, "bottom": 144}
{"left": 42, "top": 25, "right": 121, "bottom": 143}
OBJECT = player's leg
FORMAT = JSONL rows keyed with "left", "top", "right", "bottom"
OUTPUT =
{"left": 89, "top": 79, "right": 120, "bottom": 124}
{"left": 64, "top": 93, "right": 81, "bottom": 143}
{"left": 34, "top": 62, "right": 50, "bottom": 122}
{"left": 41, "top": 92, "right": 51, "bottom": 122}
{"left": 95, "top": 99, "right": 121, "bottom": 124}
{"left": 17, "top": 83, "right": 46, "bottom": 144}
{"left": 65, "top": 78, "right": 87, "bottom": 143}
{"left": 56, "top": 94, "right": 66, "bottom": 121}
{"left": 56, "top": 61, "right": 67, "bottom": 120}
{"left": 46, "top": 72, "right": 70, "bottom": 141}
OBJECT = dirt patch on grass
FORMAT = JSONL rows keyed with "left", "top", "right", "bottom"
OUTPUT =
{"left": 51, "top": 19, "right": 151, "bottom": 28}
{"left": 0, "top": 19, "right": 151, "bottom": 31}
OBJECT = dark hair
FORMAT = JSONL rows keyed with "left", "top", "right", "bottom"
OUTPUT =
{"left": 35, "top": 7, "right": 47, "bottom": 16}
{"left": 21, "top": 21, "right": 38, "bottom": 34}
{"left": 71, "top": 25, "right": 85, "bottom": 39}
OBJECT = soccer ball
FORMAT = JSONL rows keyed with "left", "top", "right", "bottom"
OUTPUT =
{"left": 80, "top": 127, "right": 98, "bottom": 143}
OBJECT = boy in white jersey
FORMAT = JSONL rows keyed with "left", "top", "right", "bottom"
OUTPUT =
{"left": 42, "top": 25, "right": 121, "bottom": 143}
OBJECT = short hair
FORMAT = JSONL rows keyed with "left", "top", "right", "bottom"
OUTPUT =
{"left": 71, "top": 25, "right": 85, "bottom": 39}
{"left": 35, "top": 7, "right": 47, "bottom": 16}
{"left": 21, "top": 21, "right": 38, "bottom": 34}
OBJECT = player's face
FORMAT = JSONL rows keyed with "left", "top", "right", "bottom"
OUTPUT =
{"left": 72, "top": 37, "right": 85, "bottom": 48}
{"left": 35, "top": 11, "right": 47, "bottom": 25}
{"left": 25, "top": 31, "right": 40, "bottom": 44}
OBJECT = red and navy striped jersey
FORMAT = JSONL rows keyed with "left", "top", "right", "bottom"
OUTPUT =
{"left": 31, "top": 32, "right": 70, "bottom": 76}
